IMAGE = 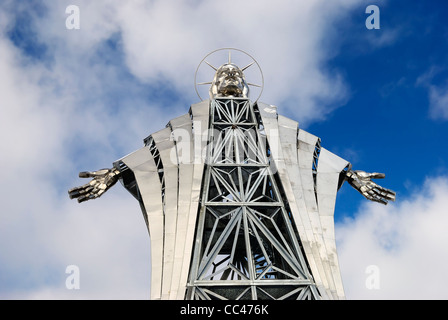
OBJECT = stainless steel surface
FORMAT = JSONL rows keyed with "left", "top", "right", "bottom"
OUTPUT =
{"left": 167, "top": 113, "right": 194, "bottom": 299}
{"left": 68, "top": 168, "right": 120, "bottom": 203}
{"left": 119, "top": 146, "right": 165, "bottom": 300}
{"left": 346, "top": 170, "right": 396, "bottom": 205}
{"left": 258, "top": 102, "right": 349, "bottom": 299}
{"left": 209, "top": 63, "right": 250, "bottom": 99}
{"left": 68, "top": 49, "right": 396, "bottom": 300}
{"left": 278, "top": 114, "right": 332, "bottom": 299}
{"left": 195, "top": 48, "right": 264, "bottom": 102}
{"left": 176, "top": 100, "right": 210, "bottom": 299}
{"left": 152, "top": 127, "right": 178, "bottom": 299}
{"left": 316, "top": 148, "right": 351, "bottom": 299}
{"left": 186, "top": 98, "right": 319, "bottom": 300}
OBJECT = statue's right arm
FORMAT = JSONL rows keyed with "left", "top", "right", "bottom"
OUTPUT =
{"left": 68, "top": 168, "right": 121, "bottom": 203}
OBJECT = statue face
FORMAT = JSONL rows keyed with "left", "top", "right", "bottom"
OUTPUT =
{"left": 210, "top": 63, "right": 249, "bottom": 99}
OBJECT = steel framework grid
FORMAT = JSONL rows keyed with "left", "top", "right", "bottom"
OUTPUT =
{"left": 186, "top": 98, "right": 319, "bottom": 300}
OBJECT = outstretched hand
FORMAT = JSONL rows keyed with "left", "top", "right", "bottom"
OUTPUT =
{"left": 346, "top": 170, "right": 396, "bottom": 205}
{"left": 68, "top": 168, "right": 120, "bottom": 203}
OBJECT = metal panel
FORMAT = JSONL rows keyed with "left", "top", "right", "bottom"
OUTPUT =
{"left": 297, "top": 129, "right": 319, "bottom": 216}
{"left": 316, "top": 148, "right": 348, "bottom": 216}
{"left": 277, "top": 115, "right": 331, "bottom": 299}
{"left": 297, "top": 129, "right": 336, "bottom": 299}
{"left": 120, "top": 147, "right": 164, "bottom": 300}
{"left": 177, "top": 100, "right": 210, "bottom": 299}
{"left": 186, "top": 99, "right": 318, "bottom": 300}
{"left": 117, "top": 99, "right": 347, "bottom": 300}
{"left": 152, "top": 127, "right": 179, "bottom": 299}
{"left": 257, "top": 104, "right": 316, "bottom": 282}
{"left": 168, "top": 113, "right": 195, "bottom": 299}
{"left": 316, "top": 147, "right": 349, "bottom": 299}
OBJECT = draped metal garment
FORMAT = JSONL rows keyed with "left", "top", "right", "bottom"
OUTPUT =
{"left": 114, "top": 99, "right": 348, "bottom": 300}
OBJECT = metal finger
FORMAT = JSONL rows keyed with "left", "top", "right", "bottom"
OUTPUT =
{"left": 79, "top": 171, "right": 95, "bottom": 178}
{"left": 78, "top": 191, "right": 100, "bottom": 203}
{"left": 373, "top": 186, "right": 396, "bottom": 200}
{"left": 374, "top": 185, "right": 395, "bottom": 194}
{"left": 369, "top": 172, "right": 385, "bottom": 180}
{"left": 373, "top": 197, "right": 388, "bottom": 205}
{"left": 69, "top": 184, "right": 92, "bottom": 198}
{"left": 367, "top": 189, "right": 388, "bottom": 205}
{"left": 91, "top": 169, "right": 111, "bottom": 176}
{"left": 77, "top": 194, "right": 90, "bottom": 203}
{"left": 371, "top": 187, "right": 387, "bottom": 197}
{"left": 68, "top": 189, "right": 81, "bottom": 199}
{"left": 82, "top": 186, "right": 94, "bottom": 195}
{"left": 369, "top": 190, "right": 388, "bottom": 205}
{"left": 79, "top": 169, "right": 110, "bottom": 178}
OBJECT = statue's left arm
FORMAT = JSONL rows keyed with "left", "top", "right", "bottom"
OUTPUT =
{"left": 344, "top": 169, "right": 396, "bottom": 205}
{"left": 68, "top": 168, "right": 121, "bottom": 203}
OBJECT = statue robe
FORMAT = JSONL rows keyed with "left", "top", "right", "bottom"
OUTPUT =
{"left": 113, "top": 99, "right": 349, "bottom": 300}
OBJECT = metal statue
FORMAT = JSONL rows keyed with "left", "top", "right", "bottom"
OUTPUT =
{"left": 69, "top": 60, "right": 395, "bottom": 206}
{"left": 68, "top": 48, "right": 395, "bottom": 300}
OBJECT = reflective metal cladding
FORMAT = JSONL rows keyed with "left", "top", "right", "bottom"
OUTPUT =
{"left": 68, "top": 50, "right": 395, "bottom": 300}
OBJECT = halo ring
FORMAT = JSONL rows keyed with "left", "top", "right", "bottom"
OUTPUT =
{"left": 194, "top": 48, "right": 264, "bottom": 102}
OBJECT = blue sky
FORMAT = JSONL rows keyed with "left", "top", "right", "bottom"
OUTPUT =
{"left": 1, "top": 0, "right": 448, "bottom": 299}
{"left": 308, "top": 0, "right": 448, "bottom": 219}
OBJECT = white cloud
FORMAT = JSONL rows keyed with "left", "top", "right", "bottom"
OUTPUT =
{"left": 0, "top": 2, "right": 153, "bottom": 299}
{"left": 428, "top": 85, "right": 448, "bottom": 120}
{"left": 33, "top": 0, "right": 361, "bottom": 123}
{"left": 365, "top": 27, "right": 402, "bottom": 48}
{"left": 336, "top": 176, "right": 448, "bottom": 299}
{"left": 0, "top": 0, "right": 381, "bottom": 299}
{"left": 415, "top": 66, "right": 448, "bottom": 120}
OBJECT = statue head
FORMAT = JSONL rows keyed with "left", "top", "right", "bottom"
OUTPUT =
{"left": 209, "top": 63, "right": 249, "bottom": 99}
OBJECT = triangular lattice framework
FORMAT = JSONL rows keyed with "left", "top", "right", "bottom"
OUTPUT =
{"left": 186, "top": 98, "right": 318, "bottom": 300}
